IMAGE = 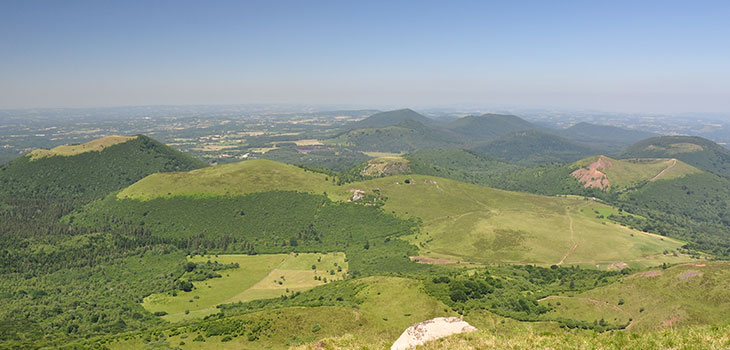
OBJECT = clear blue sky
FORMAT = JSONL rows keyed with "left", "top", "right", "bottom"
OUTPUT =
{"left": 1, "top": 0, "right": 729, "bottom": 113}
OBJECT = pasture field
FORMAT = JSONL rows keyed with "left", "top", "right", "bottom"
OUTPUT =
{"left": 539, "top": 261, "right": 730, "bottom": 331}
{"left": 142, "top": 252, "right": 347, "bottom": 322}
{"left": 342, "top": 175, "right": 690, "bottom": 267}
{"left": 27, "top": 135, "right": 136, "bottom": 160}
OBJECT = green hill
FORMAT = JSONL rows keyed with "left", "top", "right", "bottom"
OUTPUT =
{"left": 373, "top": 151, "right": 730, "bottom": 258}
{"left": 341, "top": 175, "right": 688, "bottom": 267}
{"left": 261, "top": 145, "right": 369, "bottom": 172}
{"left": 445, "top": 114, "right": 541, "bottom": 140}
{"left": 117, "top": 159, "right": 335, "bottom": 200}
{"left": 622, "top": 136, "right": 730, "bottom": 177}
{"left": 344, "top": 108, "right": 434, "bottom": 130}
{"left": 0, "top": 135, "right": 207, "bottom": 200}
{"left": 405, "top": 149, "right": 520, "bottom": 185}
{"left": 472, "top": 130, "right": 597, "bottom": 165}
{"left": 541, "top": 261, "right": 730, "bottom": 331}
{"left": 557, "top": 155, "right": 730, "bottom": 256}
{"left": 559, "top": 122, "right": 656, "bottom": 153}
{"left": 325, "top": 118, "right": 463, "bottom": 153}
{"left": 77, "top": 158, "right": 685, "bottom": 267}
{"left": 570, "top": 155, "right": 701, "bottom": 191}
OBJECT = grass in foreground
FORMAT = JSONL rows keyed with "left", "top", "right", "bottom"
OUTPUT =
{"left": 103, "top": 276, "right": 453, "bottom": 349}
{"left": 540, "top": 261, "right": 730, "bottom": 331}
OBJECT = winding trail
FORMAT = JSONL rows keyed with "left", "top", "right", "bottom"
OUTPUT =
{"left": 649, "top": 158, "right": 677, "bottom": 182}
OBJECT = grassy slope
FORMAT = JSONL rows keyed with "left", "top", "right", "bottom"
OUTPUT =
{"left": 540, "top": 261, "right": 730, "bottom": 332}
{"left": 573, "top": 156, "right": 701, "bottom": 190}
{"left": 117, "top": 159, "right": 338, "bottom": 200}
{"left": 343, "top": 175, "right": 688, "bottom": 267}
{"left": 112, "top": 159, "right": 687, "bottom": 267}
{"left": 27, "top": 135, "right": 136, "bottom": 160}
{"left": 105, "top": 276, "right": 453, "bottom": 350}
{"left": 143, "top": 253, "right": 347, "bottom": 322}
{"left": 412, "top": 323, "right": 730, "bottom": 350}
{"left": 622, "top": 135, "right": 730, "bottom": 177}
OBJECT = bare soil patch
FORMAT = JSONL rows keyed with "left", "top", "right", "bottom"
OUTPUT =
{"left": 608, "top": 261, "right": 630, "bottom": 270}
{"left": 571, "top": 156, "right": 612, "bottom": 189}
{"left": 679, "top": 271, "right": 700, "bottom": 280}
{"left": 409, "top": 256, "right": 458, "bottom": 265}
{"left": 662, "top": 316, "right": 680, "bottom": 327}
{"left": 348, "top": 189, "right": 366, "bottom": 202}
{"left": 649, "top": 158, "right": 677, "bottom": 182}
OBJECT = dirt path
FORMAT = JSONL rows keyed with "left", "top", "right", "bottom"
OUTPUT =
{"left": 649, "top": 158, "right": 677, "bottom": 182}
{"left": 557, "top": 205, "right": 580, "bottom": 266}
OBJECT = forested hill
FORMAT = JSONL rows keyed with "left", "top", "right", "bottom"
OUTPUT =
{"left": 557, "top": 122, "right": 657, "bottom": 153}
{"left": 0, "top": 135, "right": 207, "bottom": 201}
{"left": 622, "top": 135, "right": 730, "bottom": 177}
{"left": 444, "top": 113, "right": 542, "bottom": 140}
{"left": 472, "top": 130, "right": 597, "bottom": 165}
{"left": 343, "top": 108, "right": 435, "bottom": 130}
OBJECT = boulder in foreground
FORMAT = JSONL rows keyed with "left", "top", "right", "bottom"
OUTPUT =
{"left": 391, "top": 317, "right": 477, "bottom": 350}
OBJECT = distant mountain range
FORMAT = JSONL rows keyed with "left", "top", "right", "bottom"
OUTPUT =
{"left": 336, "top": 109, "right": 659, "bottom": 164}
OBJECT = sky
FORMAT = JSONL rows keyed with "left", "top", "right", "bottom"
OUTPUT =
{"left": 1, "top": 0, "right": 730, "bottom": 113}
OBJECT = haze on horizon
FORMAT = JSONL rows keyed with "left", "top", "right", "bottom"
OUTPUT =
{"left": 1, "top": 0, "right": 729, "bottom": 114}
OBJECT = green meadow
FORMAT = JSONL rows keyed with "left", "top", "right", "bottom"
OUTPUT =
{"left": 107, "top": 277, "right": 454, "bottom": 350}
{"left": 142, "top": 253, "right": 347, "bottom": 322}
{"left": 342, "top": 175, "right": 689, "bottom": 267}
{"left": 111, "top": 159, "right": 690, "bottom": 267}
{"left": 117, "top": 159, "right": 340, "bottom": 200}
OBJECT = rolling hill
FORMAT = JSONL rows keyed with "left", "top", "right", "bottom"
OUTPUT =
{"left": 74, "top": 158, "right": 686, "bottom": 268}
{"left": 341, "top": 175, "right": 688, "bottom": 267}
{"left": 541, "top": 261, "right": 730, "bottom": 331}
{"left": 116, "top": 159, "right": 333, "bottom": 200}
{"left": 344, "top": 108, "right": 435, "bottom": 130}
{"left": 472, "top": 130, "right": 597, "bottom": 165}
{"left": 8, "top": 135, "right": 730, "bottom": 350}
{"left": 404, "top": 149, "right": 520, "bottom": 185}
{"left": 0, "top": 135, "right": 207, "bottom": 200}
{"left": 558, "top": 122, "right": 656, "bottom": 153}
{"left": 564, "top": 155, "right": 730, "bottom": 256}
{"left": 570, "top": 155, "right": 701, "bottom": 191}
{"left": 622, "top": 136, "right": 730, "bottom": 177}
{"left": 325, "top": 118, "right": 463, "bottom": 153}
{"left": 445, "top": 114, "right": 542, "bottom": 140}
